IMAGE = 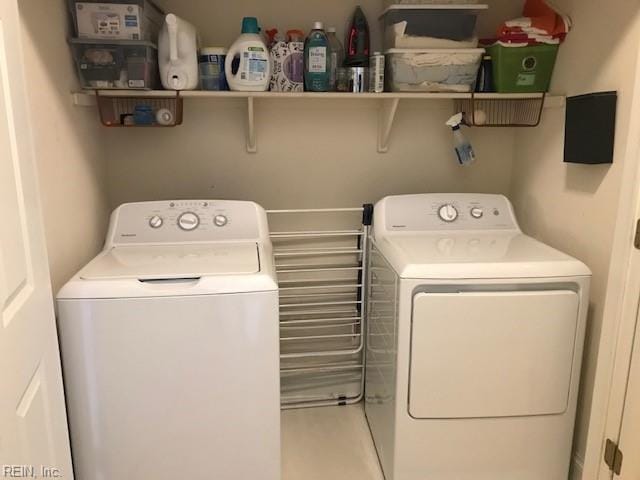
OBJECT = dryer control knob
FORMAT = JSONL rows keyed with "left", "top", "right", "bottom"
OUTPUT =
{"left": 438, "top": 204, "right": 459, "bottom": 223}
{"left": 470, "top": 207, "right": 484, "bottom": 219}
{"left": 177, "top": 212, "right": 200, "bottom": 231}
{"left": 214, "top": 215, "right": 228, "bottom": 227}
{"left": 148, "top": 215, "right": 163, "bottom": 229}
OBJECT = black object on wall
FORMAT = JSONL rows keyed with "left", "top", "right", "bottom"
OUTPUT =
{"left": 564, "top": 91, "right": 617, "bottom": 164}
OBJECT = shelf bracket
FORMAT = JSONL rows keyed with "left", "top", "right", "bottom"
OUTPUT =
{"left": 378, "top": 98, "right": 400, "bottom": 153}
{"left": 246, "top": 97, "right": 257, "bottom": 153}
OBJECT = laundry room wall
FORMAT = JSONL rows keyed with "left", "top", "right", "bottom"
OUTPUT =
{"left": 105, "top": 0, "right": 524, "bottom": 209}
{"left": 19, "top": 0, "right": 111, "bottom": 294}
{"left": 509, "top": 1, "right": 640, "bottom": 473}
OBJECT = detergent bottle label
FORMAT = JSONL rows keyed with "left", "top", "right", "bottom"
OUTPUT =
{"left": 308, "top": 46, "right": 327, "bottom": 73}
{"left": 241, "top": 47, "right": 268, "bottom": 82}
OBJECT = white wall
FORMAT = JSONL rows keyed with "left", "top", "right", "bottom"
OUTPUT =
{"left": 106, "top": 99, "right": 515, "bottom": 208}
{"left": 19, "top": 0, "right": 110, "bottom": 294}
{"left": 106, "top": 0, "right": 523, "bottom": 208}
{"left": 509, "top": 1, "right": 640, "bottom": 472}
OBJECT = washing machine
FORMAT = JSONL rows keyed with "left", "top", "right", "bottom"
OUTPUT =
{"left": 57, "top": 200, "right": 280, "bottom": 480}
{"left": 365, "top": 194, "right": 590, "bottom": 480}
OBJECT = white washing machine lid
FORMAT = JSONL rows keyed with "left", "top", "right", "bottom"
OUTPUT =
{"left": 80, "top": 243, "right": 260, "bottom": 281}
{"left": 374, "top": 232, "right": 591, "bottom": 279}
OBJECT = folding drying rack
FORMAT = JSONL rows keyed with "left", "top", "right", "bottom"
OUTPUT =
{"left": 267, "top": 206, "right": 373, "bottom": 409}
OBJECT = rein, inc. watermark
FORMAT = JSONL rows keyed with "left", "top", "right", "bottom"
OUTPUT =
{"left": 2, "top": 466, "right": 61, "bottom": 478}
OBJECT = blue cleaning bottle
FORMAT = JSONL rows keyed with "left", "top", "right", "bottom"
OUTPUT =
{"left": 304, "top": 22, "right": 330, "bottom": 92}
{"left": 446, "top": 113, "right": 476, "bottom": 166}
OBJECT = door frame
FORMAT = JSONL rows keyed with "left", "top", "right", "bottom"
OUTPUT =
{"left": 582, "top": 34, "right": 640, "bottom": 479}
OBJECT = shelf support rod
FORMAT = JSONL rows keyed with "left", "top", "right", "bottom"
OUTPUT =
{"left": 378, "top": 98, "right": 400, "bottom": 153}
{"left": 246, "top": 96, "right": 257, "bottom": 153}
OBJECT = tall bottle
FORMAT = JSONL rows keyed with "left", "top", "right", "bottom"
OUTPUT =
{"left": 304, "top": 22, "right": 330, "bottom": 92}
{"left": 326, "top": 27, "right": 344, "bottom": 91}
{"left": 225, "top": 17, "right": 271, "bottom": 92}
{"left": 345, "top": 6, "right": 370, "bottom": 67}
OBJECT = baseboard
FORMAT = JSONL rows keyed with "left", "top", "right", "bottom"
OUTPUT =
{"left": 571, "top": 454, "right": 585, "bottom": 480}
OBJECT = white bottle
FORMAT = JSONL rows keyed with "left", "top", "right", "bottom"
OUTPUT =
{"left": 158, "top": 14, "right": 199, "bottom": 90}
{"left": 225, "top": 17, "right": 272, "bottom": 92}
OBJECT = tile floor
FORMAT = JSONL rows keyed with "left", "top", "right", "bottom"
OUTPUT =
{"left": 282, "top": 404, "right": 384, "bottom": 480}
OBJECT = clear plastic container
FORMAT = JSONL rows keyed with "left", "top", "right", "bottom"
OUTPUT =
{"left": 69, "top": 38, "right": 159, "bottom": 89}
{"left": 380, "top": 4, "right": 488, "bottom": 48}
{"left": 68, "top": 0, "right": 165, "bottom": 41}
{"left": 385, "top": 48, "right": 484, "bottom": 92}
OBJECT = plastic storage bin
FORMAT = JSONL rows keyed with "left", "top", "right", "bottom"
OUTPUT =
{"left": 381, "top": 4, "right": 488, "bottom": 47}
{"left": 487, "top": 43, "right": 559, "bottom": 93}
{"left": 70, "top": 38, "right": 159, "bottom": 89}
{"left": 386, "top": 48, "right": 484, "bottom": 92}
{"left": 68, "top": 0, "right": 165, "bottom": 41}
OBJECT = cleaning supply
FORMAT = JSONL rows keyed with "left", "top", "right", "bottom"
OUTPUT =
{"left": 158, "top": 14, "right": 199, "bottom": 90}
{"left": 199, "top": 47, "right": 228, "bottom": 91}
{"left": 369, "top": 52, "right": 385, "bottom": 93}
{"left": 287, "top": 29, "right": 306, "bottom": 86}
{"left": 304, "top": 22, "right": 330, "bottom": 92}
{"left": 446, "top": 113, "right": 476, "bottom": 166}
{"left": 269, "top": 29, "right": 305, "bottom": 92}
{"left": 345, "top": 6, "right": 370, "bottom": 67}
{"left": 225, "top": 17, "right": 271, "bottom": 92}
{"left": 265, "top": 28, "right": 280, "bottom": 49}
{"left": 326, "top": 27, "right": 344, "bottom": 91}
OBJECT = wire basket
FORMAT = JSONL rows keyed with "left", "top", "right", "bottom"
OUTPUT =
{"left": 454, "top": 93, "right": 546, "bottom": 127}
{"left": 96, "top": 92, "right": 183, "bottom": 127}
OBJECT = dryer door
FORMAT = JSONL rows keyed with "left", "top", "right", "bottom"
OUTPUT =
{"left": 409, "top": 289, "right": 579, "bottom": 419}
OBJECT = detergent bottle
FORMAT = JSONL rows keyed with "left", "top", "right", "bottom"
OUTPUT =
{"left": 225, "top": 17, "right": 271, "bottom": 91}
{"left": 304, "top": 22, "right": 330, "bottom": 92}
{"left": 158, "top": 14, "right": 199, "bottom": 90}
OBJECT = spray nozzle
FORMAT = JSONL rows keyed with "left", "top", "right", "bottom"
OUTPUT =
{"left": 446, "top": 112, "right": 463, "bottom": 129}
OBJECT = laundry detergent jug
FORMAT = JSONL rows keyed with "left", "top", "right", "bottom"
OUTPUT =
{"left": 158, "top": 14, "right": 199, "bottom": 90}
{"left": 225, "top": 17, "right": 271, "bottom": 91}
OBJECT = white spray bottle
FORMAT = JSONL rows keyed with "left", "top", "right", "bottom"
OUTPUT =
{"left": 446, "top": 113, "right": 476, "bottom": 166}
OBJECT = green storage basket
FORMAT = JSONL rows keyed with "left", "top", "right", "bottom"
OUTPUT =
{"left": 487, "top": 43, "right": 559, "bottom": 93}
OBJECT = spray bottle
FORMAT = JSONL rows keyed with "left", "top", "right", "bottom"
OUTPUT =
{"left": 446, "top": 113, "right": 476, "bottom": 166}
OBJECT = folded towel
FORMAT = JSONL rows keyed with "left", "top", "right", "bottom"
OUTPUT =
{"left": 387, "top": 21, "right": 479, "bottom": 49}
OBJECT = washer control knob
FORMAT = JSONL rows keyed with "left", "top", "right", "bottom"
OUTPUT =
{"left": 213, "top": 215, "right": 228, "bottom": 227}
{"left": 177, "top": 212, "right": 200, "bottom": 231}
{"left": 470, "top": 207, "right": 484, "bottom": 219}
{"left": 148, "top": 215, "right": 163, "bottom": 229}
{"left": 438, "top": 204, "right": 459, "bottom": 223}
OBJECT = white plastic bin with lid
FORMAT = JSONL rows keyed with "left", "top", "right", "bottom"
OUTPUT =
{"left": 385, "top": 48, "right": 484, "bottom": 92}
{"left": 381, "top": 4, "right": 488, "bottom": 49}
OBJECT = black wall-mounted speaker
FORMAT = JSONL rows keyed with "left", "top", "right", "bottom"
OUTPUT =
{"left": 564, "top": 91, "right": 617, "bottom": 164}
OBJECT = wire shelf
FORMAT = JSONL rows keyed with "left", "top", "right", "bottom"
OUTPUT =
{"left": 454, "top": 93, "right": 546, "bottom": 127}
{"left": 96, "top": 91, "right": 183, "bottom": 127}
{"left": 267, "top": 206, "right": 372, "bottom": 409}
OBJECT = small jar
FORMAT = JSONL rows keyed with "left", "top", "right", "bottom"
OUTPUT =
{"left": 199, "top": 47, "right": 229, "bottom": 91}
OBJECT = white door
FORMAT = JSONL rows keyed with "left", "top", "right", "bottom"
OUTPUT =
{"left": 409, "top": 290, "right": 579, "bottom": 419}
{"left": 615, "top": 302, "right": 640, "bottom": 479}
{"left": 0, "top": 1, "right": 73, "bottom": 478}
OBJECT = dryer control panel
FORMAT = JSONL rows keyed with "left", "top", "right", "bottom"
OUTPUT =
{"left": 107, "top": 200, "right": 267, "bottom": 245}
{"left": 379, "top": 194, "right": 520, "bottom": 233}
